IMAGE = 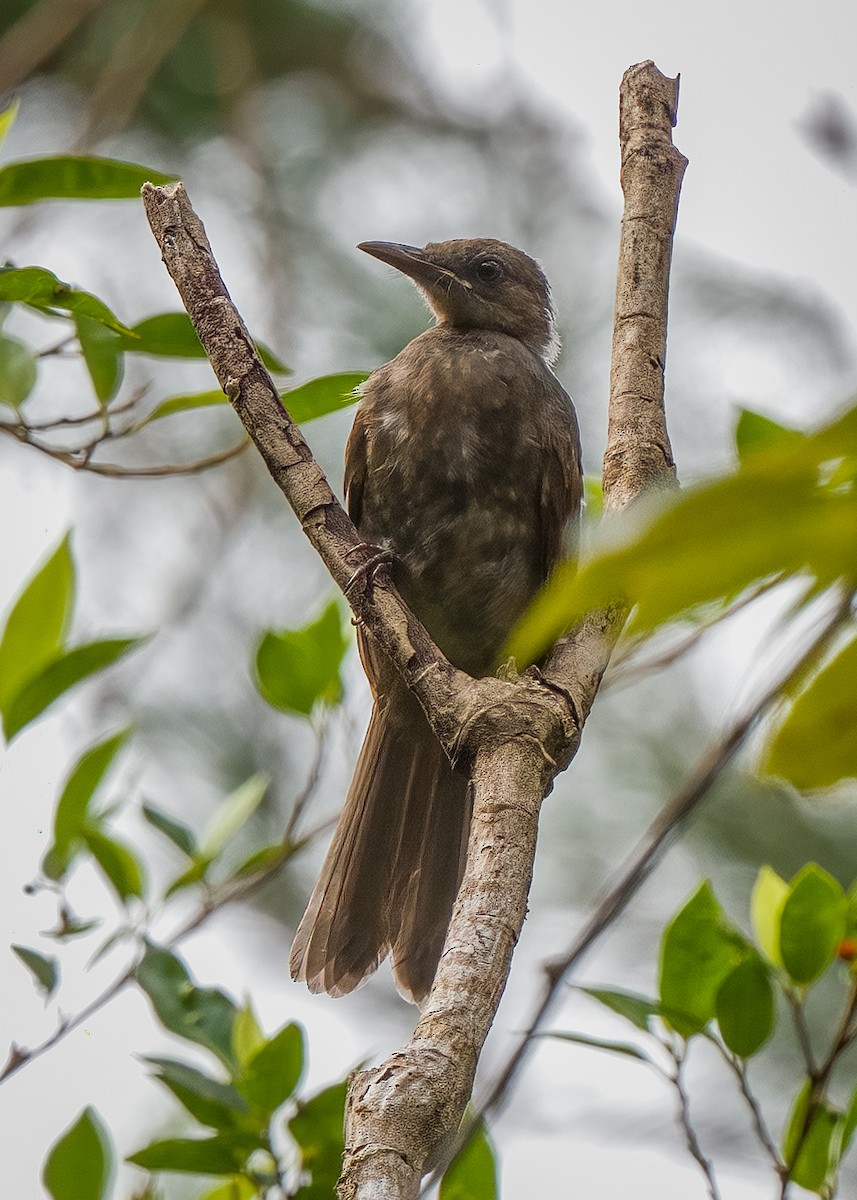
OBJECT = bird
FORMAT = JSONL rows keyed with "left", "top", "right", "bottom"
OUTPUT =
{"left": 289, "top": 237, "right": 583, "bottom": 1004}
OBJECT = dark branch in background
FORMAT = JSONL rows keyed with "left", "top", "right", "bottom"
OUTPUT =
{"left": 143, "top": 60, "right": 684, "bottom": 1200}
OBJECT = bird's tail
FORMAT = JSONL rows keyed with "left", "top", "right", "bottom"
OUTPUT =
{"left": 289, "top": 686, "right": 471, "bottom": 1003}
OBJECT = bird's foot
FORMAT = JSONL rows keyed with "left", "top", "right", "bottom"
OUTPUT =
{"left": 344, "top": 543, "right": 397, "bottom": 594}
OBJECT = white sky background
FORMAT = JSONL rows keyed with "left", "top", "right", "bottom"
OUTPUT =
{"left": 1, "top": 1, "right": 856, "bottom": 1197}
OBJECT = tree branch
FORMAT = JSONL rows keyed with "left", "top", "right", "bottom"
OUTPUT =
{"left": 141, "top": 59, "right": 685, "bottom": 1200}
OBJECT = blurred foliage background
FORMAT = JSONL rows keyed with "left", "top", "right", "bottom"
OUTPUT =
{"left": 1, "top": 0, "right": 857, "bottom": 1196}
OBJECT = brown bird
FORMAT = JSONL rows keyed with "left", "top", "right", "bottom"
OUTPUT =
{"left": 289, "top": 238, "right": 582, "bottom": 1003}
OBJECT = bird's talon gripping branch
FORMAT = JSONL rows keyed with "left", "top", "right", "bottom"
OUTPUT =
{"left": 344, "top": 547, "right": 397, "bottom": 595}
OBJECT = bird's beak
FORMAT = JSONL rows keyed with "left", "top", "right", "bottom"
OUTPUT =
{"left": 358, "top": 241, "right": 461, "bottom": 292}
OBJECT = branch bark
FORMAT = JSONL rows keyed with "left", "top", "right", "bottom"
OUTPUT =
{"left": 142, "top": 59, "right": 686, "bottom": 1200}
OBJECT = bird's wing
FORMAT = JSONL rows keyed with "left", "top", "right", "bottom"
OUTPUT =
{"left": 539, "top": 383, "right": 583, "bottom": 579}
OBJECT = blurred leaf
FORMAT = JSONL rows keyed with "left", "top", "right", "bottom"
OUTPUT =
{"left": 0, "top": 533, "right": 73, "bottom": 722}
{"left": 127, "top": 1134, "right": 258, "bottom": 1175}
{"left": 843, "top": 1085, "right": 857, "bottom": 1153}
{"left": 145, "top": 1057, "right": 248, "bottom": 1131}
{"left": 142, "top": 801, "right": 198, "bottom": 857}
{"left": 117, "top": 312, "right": 288, "bottom": 373}
{"left": 3, "top": 637, "right": 143, "bottom": 740}
{"left": 579, "top": 987, "right": 661, "bottom": 1033}
{"left": 784, "top": 1088, "right": 841, "bottom": 1192}
{"left": 74, "top": 314, "right": 122, "bottom": 405}
{"left": 539, "top": 1030, "right": 655, "bottom": 1064}
{"left": 84, "top": 828, "right": 145, "bottom": 903}
{"left": 42, "top": 730, "right": 131, "bottom": 881}
{"left": 0, "top": 156, "right": 175, "bottom": 206}
{"left": 255, "top": 601, "right": 348, "bottom": 716}
{"left": 232, "top": 1003, "right": 266, "bottom": 1074}
{"left": 507, "top": 402, "right": 857, "bottom": 664}
{"left": 241, "top": 1023, "right": 304, "bottom": 1112}
{"left": 163, "top": 857, "right": 211, "bottom": 898}
{"left": 735, "top": 407, "right": 806, "bottom": 461}
{"left": 583, "top": 475, "right": 603, "bottom": 519}
{"left": 289, "top": 1081, "right": 347, "bottom": 1199}
{"left": 199, "top": 774, "right": 268, "bottom": 861}
{"left": 43, "top": 1106, "right": 113, "bottom": 1200}
{"left": 231, "top": 843, "right": 287, "bottom": 880}
{"left": 440, "top": 1122, "right": 497, "bottom": 1200}
{"left": 659, "top": 882, "right": 745, "bottom": 1036}
{"left": 783, "top": 1079, "right": 813, "bottom": 1168}
{"left": 715, "top": 954, "right": 775, "bottom": 1058}
{"left": 0, "top": 332, "right": 37, "bottom": 407}
{"left": 762, "top": 635, "right": 857, "bottom": 790}
{"left": 779, "top": 864, "right": 846, "bottom": 985}
{"left": 12, "top": 944, "right": 59, "bottom": 999}
{"left": 751, "top": 865, "right": 789, "bottom": 967}
{"left": 199, "top": 1180, "right": 256, "bottom": 1200}
{"left": 280, "top": 372, "right": 367, "bottom": 423}
{"left": 136, "top": 944, "right": 238, "bottom": 1069}
{"left": 0, "top": 97, "right": 20, "bottom": 153}
{"left": 0, "top": 267, "right": 134, "bottom": 334}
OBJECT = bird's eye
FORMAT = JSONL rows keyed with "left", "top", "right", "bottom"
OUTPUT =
{"left": 475, "top": 258, "right": 503, "bottom": 282}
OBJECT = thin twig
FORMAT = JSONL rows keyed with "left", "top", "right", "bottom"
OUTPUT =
{"left": 670, "top": 1045, "right": 721, "bottom": 1200}
{"left": 710, "top": 1034, "right": 783, "bottom": 1170}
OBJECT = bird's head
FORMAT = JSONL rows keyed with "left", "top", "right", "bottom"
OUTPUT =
{"left": 358, "top": 237, "right": 560, "bottom": 363}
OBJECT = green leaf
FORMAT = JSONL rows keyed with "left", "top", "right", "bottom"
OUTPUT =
{"left": 0, "top": 534, "right": 74, "bottom": 723}
{"left": 232, "top": 1003, "right": 266, "bottom": 1073}
{"left": 507, "top": 403, "right": 857, "bottom": 664}
{"left": 659, "top": 881, "right": 745, "bottom": 1037}
{"left": 142, "top": 802, "right": 198, "bottom": 857}
{"left": 762, "top": 636, "right": 857, "bottom": 790}
{"left": 127, "top": 1134, "right": 259, "bottom": 1175}
{"left": 255, "top": 601, "right": 348, "bottom": 716}
{"left": 74, "top": 314, "right": 122, "bottom": 405}
{"left": 136, "top": 943, "right": 239, "bottom": 1069}
{"left": 12, "top": 944, "right": 60, "bottom": 999}
{"left": 43, "top": 1106, "right": 113, "bottom": 1200}
{"left": 280, "top": 372, "right": 367, "bottom": 423}
{"left": 751, "top": 866, "right": 789, "bottom": 967}
{"left": 199, "top": 774, "right": 268, "bottom": 861}
{"left": 0, "top": 156, "right": 176, "bottom": 206}
{"left": 842, "top": 1085, "right": 857, "bottom": 1154}
{"left": 715, "top": 954, "right": 775, "bottom": 1058}
{"left": 241, "top": 1022, "right": 304, "bottom": 1112}
{"left": 3, "top": 637, "right": 143, "bottom": 740}
{"left": 144, "top": 1057, "right": 248, "bottom": 1130}
{"left": 579, "top": 987, "right": 661, "bottom": 1033}
{"left": 785, "top": 1093, "right": 841, "bottom": 1192}
{"left": 779, "top": 864, "right": 846, "bottom": 986}
{"left": 440, "top": 1122, "right": 497, "bottom": 1200}
{"left": 539, "top": 1030, "right": 655, "bottom": 1064}
{"left": 84, "top": 828, "right": 145, "bottom": 902}
{"left": 783, "top": 1078, "right": 813, "bottom": 1167}
{"left": 116, "top": 312, "right": 288, "bottom": 373}
{"left": 199, "top": 1180, "right": 256, "bottom": 1200}
{"left": 734, "top": 407, "right": 806, "bottom": 462}
{"left": 0, "top": 97, "right": 20, "bottom": 154}
{"left": 143, "top": 389, "right": 229, "bottom": 425}
{"left": 0, "top": 267, "right": 134, "bottom": 334}
{"left": 163, "top": 857, "right": 211, "bottom": 898}
{"left": 289, "top": 1081, "right": 347, "bottom": 1199}
{"left": 42, "top": 730, "right": 131, "bottom": 881}
{"left": 0, "top": 332, "right": 37, "bottom": 407}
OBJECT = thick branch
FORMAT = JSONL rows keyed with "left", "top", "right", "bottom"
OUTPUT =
{"left": 141, "top": 59, "right": 684, "bottom": 1200}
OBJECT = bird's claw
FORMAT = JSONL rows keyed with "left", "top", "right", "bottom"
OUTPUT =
{"left": 344, "top": 544, "right": 397, "bottom": 594}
